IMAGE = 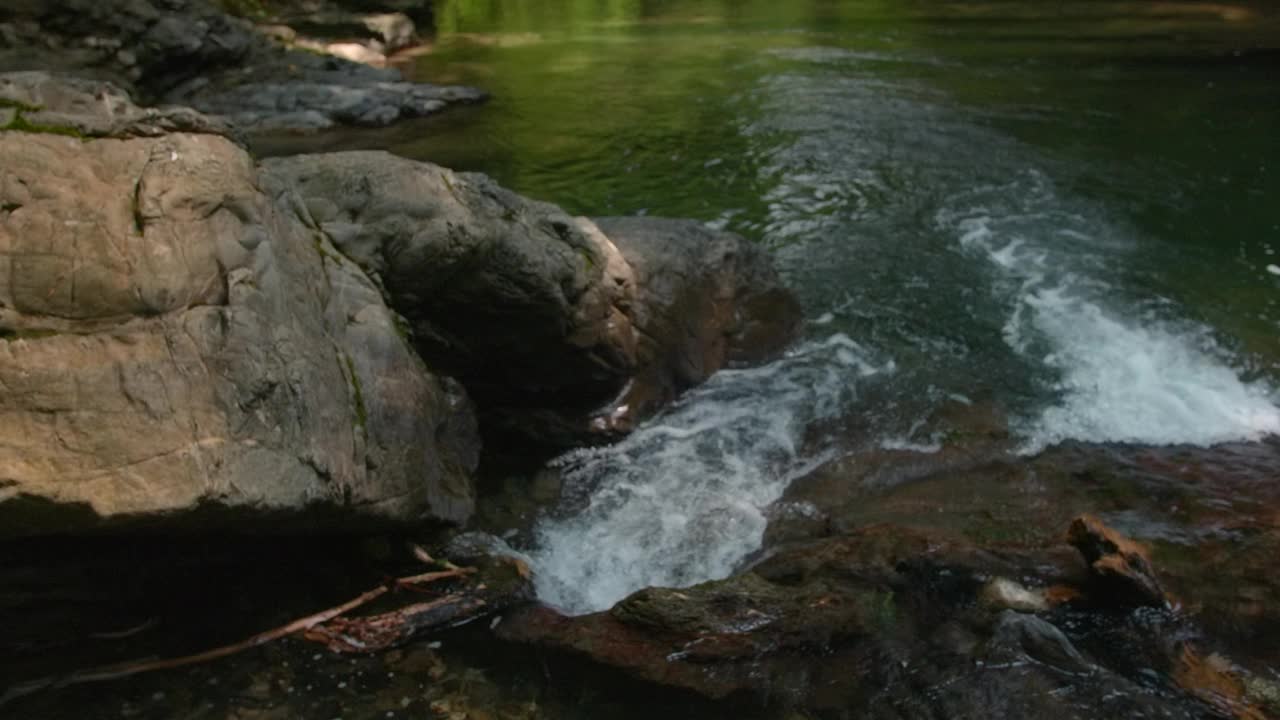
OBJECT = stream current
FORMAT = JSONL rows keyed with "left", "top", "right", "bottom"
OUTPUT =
{"left": 281, "top": 0, "right": 1280, "bottom": 615}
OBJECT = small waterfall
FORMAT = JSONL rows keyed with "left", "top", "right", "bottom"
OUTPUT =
{"left": 529, "top": 334, "right": 893, "bottom": 615}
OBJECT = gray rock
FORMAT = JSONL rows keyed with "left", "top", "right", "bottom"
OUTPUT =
{"left": 266, "top": 152, "right": 801, "bottom": 450}
{"left": 177, "top": 75, "right": 484, "bottom": 133}
{"left": 265, "top": 152, "right": 639, "bottom": 448}
{"left": 989, "top": 610, "right": 1095, "bottom": 675}
{"left": 0, "top": 0, "right": 484, "bottom": 133}
{"left": 0, "top": 113, "right": 478, "bottom": 534}
{"left": 444, "top": 531, "right": 533, "bottom": 568}
{"left": 591, "top": 216, "right": 802, "bottom": 431}
{"left": 277, "top": 11, "right": 416, "bottom": 52}
{"left": 0, "top": 71, "right": 235, "bottom": 140}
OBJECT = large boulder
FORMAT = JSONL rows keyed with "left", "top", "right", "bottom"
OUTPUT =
{"left": 0, "top": 82, "right": 479, "bottom": 536}
{"left": 264, "top": 152, "right": 802, "bottom": 450}
{"left": 0, "top": 0, "right": 484, "bottom": 133}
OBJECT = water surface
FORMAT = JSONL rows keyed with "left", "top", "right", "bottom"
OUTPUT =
{"left": 355, "top": 0, "right": 1280, "bottom": 613}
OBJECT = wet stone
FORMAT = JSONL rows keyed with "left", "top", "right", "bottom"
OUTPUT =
{"left": 1068, "top": 514, "right": 1169, "bottom": 608}
{"left": 989, "top": 610, "right": 1094, "bottom": 675}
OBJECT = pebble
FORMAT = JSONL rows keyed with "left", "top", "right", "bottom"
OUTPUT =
{"left": 1266, "top": 264, "right": 1280, "bottom": 276}
{"left": 981, "top": 577, "right": 1049, "bottom": 612}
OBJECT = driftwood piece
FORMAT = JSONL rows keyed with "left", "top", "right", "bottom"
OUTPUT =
{"left": 0, "top": 565, "right": 479, "bottom": 708}
{"left": 304, "top": 594, "right": 488, "bottom": 653}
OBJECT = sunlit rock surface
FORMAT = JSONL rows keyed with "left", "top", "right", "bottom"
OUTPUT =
{"left": 0, "top": 79, "right": 479, "bottom": 534}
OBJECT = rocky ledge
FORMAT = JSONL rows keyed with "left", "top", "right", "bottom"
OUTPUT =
{"left": 0, "top": 0, "right": 485, "bottom": 133}
{"left": 495, "top": 401, "right": 1280, "bottom": 719}
{"left": 0, "top": 72, "right": 799, "bottom": 535}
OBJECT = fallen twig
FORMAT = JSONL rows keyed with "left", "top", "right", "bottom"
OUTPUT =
{"left": 303, "top": 594, "right": 486, "bottom": 653}
{"left": 0, "top": 565, "right": 476, "bottom": 708}
{"left": 396, "top": 567, "right": 476, "bottom": 588}
{"left": 88, "top": 617, "right": 159, "bottom": 641}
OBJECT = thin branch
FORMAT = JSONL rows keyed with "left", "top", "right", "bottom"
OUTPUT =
{"left": 1, "top": 564, "right": 475, "bottom": 708}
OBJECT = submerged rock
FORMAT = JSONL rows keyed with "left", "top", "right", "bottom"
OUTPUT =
{"left": 988, "top": 610, "right": 1093, "bottom": 675}
{"left": 267, "top": 152, "right": 801, "bottom": 450}
{"left": 0, "top": 87, "right": 478, "bottom": 534}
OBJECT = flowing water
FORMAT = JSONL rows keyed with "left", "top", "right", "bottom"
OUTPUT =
{"left": 347, "top": 0, "right": 1280, "bottom": 615}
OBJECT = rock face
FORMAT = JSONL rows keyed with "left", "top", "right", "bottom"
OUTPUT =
{"left": 497, "top": 518, "right": 1257, "bottom": 718}
{"left": 496, "top": 402, "right": 1280, "bottom": 719}
{"left": 0, "top": 71, "right": 235, "bottom": 139}
{"left": 0, "top": 0, "right": 484, "bottom": 132}
{"left": 593, "top": 216, "right": 804, "bottom": 434}
{"left": 0, "top": 74, "right": 800, "bottom": 532}
{"left": 0, "top": 83, "right": 479, "bottom": 535}
{"left": 266, "top": 152, "right": 802, "bottom": 450}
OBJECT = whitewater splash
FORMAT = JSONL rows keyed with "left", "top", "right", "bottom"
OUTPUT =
{"left": 938, "top": 171, "right": 1280, "bottom": 452}
{"left": 529, "top": 334, "right": 893, "bottom": 615}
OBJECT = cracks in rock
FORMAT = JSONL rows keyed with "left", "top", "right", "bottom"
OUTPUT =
{"left": 340, "top": 350, "right": 368, "bottom": 441}
{"left": 236, "top": 377, "right": 280, "bottom": 416}
{"left": 131, "top": 174, "right": 147, "bottom": 236}
{"left": 131, "top": 150, "right": 164, "bottom": 237}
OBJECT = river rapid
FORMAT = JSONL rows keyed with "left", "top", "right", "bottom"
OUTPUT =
{"left": 343, "top": 0, "right": 1280, "bottom": 617}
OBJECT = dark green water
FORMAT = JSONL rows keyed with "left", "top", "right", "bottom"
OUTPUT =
{"left": 270, "top": 0, "right": 1280, "bottom": 610}
{"left": 396, "top": 0, "right": 1280, "bottom": 393}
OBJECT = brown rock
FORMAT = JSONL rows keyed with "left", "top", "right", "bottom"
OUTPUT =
{"left": 0, "top": 102, "right": 478, "bottom": 534}
{"left": 1068, "top": 514, "right": 1168, "bottom": 608}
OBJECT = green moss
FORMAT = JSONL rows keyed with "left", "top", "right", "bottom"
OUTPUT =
{"left": 313, "top": 233, "right": 347, "bottom": 266}
{"left": 0, "top": 97, "right": 43, "bottom": 113}
{"left": 856, "top": 589, "right": 897, "bottom": 632}
{"left": 962, "top": 514, "right": 1040, "bottom": 548}
{"left": 2, "top": 110, "right": 84, "bottom": 138}
{"left": 343, "top": 353, "right": 368, "bottom": 437}
{"left": 0, "top": 327, "right": 62, "bottom": 341}
{"left": 392, "top": 312, "right": 414, "bottom": 342}
{"left": 1, "top": 203, "right": 20, "bottom": 213}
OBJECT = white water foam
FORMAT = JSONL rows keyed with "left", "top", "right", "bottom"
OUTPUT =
{"left": 530, "top": 334, "right": 893, "bottom": 615}
{"left": 938, "top": 171, "right": 1280, "bottom": 452}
